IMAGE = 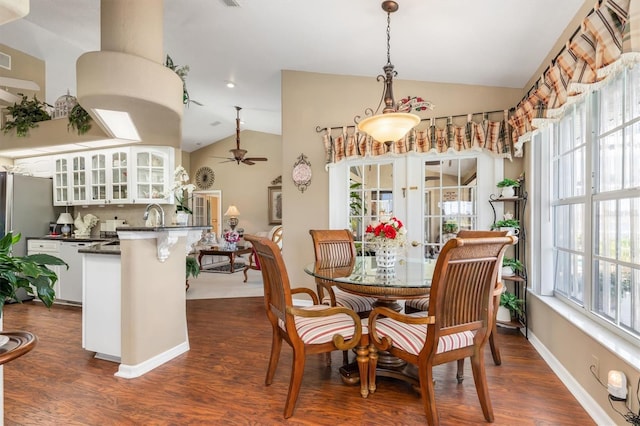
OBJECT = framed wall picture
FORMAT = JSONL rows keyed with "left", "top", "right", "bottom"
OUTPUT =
{"left": 268, "top": 186, "right": 282, "bottom": 225}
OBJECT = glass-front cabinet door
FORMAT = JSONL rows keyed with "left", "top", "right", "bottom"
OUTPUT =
{"left": 109, "top": 150, "right": 130, "bottom": 204}
{"left": 53, "top": 156, "right": 69, "bottom": 206}
{"left": 70, "top": 154, "right": 89, "bottom": 204}
{"left": 131, "top": 147, "right": 174, "bottom": 204}
{"left": 89, "top": 152, "right": 107, "bottom": 204}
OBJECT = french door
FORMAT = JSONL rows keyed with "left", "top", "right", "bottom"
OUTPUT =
{"left": 328, "top": 153, "right": 502, "bottom": 261}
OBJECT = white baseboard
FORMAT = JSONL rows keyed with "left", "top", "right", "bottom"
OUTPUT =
{"left": 115, "top": 341, "right": 190, "bottom": 379}
{"left": 528, "top": 330, "right": 615, "bottom": 426}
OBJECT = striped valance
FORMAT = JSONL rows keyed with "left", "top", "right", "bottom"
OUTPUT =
{"left": 320, "top": 110, "right": 514, "bottom": 165}
{"left": 511, "top": 0, "right": 635, "bottom": 151}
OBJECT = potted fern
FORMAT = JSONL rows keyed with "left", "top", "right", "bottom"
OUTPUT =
{"left": 67, "top": 104, "right": 92, "bottom": 135}
{"left": 185, "top": 256, "right": 200, "bottom": 290}
{"left": 497, "top": 178, "right": 520, "bottom": 198}
{"left": 497, "top": 291, "right": 523, "bottom": 323}
{"left": 502, "top": 257, "right": 523, "bottom": 277}
{"left": 0, "top": 233, "right": 67, "bottom": 315}
{"left": 2, "top": 94, "right": 52, "bottom": 137}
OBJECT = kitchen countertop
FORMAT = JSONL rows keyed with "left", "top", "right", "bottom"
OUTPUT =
{"left": 117, "top": 225, "right": 210, "bottom": 232}
{"left": 78, "top": 240, "right": 121, "bottom": 255}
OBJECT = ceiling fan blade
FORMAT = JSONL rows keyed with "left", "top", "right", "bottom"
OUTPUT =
{"left": 244, "top": 157, "right": 268, "bottom": 162}
{"left": 242, "top": 159, "right": 255, "bottom": 165}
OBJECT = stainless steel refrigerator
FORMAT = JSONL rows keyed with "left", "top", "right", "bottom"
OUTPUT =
{"left": 0, "top": 172, "right": 60, "bottom": 256}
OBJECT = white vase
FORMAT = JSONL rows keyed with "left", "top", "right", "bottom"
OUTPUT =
{"left": 501, "top": 186, "right": 515, "bottom": 198}
{"left": 175, "top": 212, "right": 190, "bottom": 225}
{"left": 375, "top": 245, "right": 397, "bottom": 269}
{"left": 497, "top": 305, "right": 512, "bottom": 323}
{"left": 502, "top": 266, "right": 514, "bottom": 277}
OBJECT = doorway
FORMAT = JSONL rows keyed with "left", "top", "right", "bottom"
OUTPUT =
{"left": 193, "top": 190, "right": 222, "bottom": 238}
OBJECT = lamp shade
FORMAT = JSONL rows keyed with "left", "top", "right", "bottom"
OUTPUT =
{"left": 357, "top": 112, "right": 420, "bottom": 144}
{"left": 57, "top": 213, "right": 74, "bottom": 225}
{"left": 224, "top": 205, "right": 240, "bottom": 217}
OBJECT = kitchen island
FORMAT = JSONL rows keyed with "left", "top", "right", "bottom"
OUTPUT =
{"left": 80, "top": 225, "right": 208, "bottom": 379}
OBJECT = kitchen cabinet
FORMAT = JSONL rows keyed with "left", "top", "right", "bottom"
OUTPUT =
{"left": 89, "top": 149, "right": 131, "bottom": 204}
{"left": 50, "top": 146, "right": 174, "bottom": 206}
{"left": 82, "top": 251, "right": 121, "bottom": 361}
{"left": 130, "top": 146, "right": 174, "bottom": 204}
{"left": 28, "top": 238, "right": 99, "bottom": 304}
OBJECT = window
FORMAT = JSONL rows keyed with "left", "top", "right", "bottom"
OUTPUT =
{"left": 552, "top": 66, "right": 640, "bottom": 341}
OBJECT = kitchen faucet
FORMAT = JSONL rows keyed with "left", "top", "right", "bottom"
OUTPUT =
{"left": 143, "top": 203, "right": 165, "bottom": 227}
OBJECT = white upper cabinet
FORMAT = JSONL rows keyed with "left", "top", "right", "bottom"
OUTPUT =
{"left": 51, "top": 146, "right": 174, "bottom": 206}
{"left": 131, "top": 146, "right": 174, "bottom": 204}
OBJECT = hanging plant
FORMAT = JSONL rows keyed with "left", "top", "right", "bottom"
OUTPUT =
{"left": 164, "top": 54, "right": 190, "bottom": 105}
{"left": 3, "top": 94, "right": 52, "bottom": 137}
{"left": 67, "top": 104, "right": 92, "bottom": 135}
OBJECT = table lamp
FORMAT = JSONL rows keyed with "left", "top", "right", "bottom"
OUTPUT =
{"left": 57, "top": 212, "right": 74, "bottom": 237}
{"left": 224, "top": 205, "right": 240, "bottom": 231}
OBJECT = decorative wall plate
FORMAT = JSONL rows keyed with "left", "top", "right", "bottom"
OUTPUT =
{"left": 292, "top": 154, "right": 312, "bottom": 193}
{"left": 195, "top": 166, "right": 215, "bottom": 189}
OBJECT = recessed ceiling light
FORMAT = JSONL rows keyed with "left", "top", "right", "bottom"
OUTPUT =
{"left": 225, "top": 81, "right": 235, "bottom": 88}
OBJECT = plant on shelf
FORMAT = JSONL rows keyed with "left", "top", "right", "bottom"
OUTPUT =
{"left": 496, "top": 178, "right": 520, "bottom": 188}
{"left": 67, "top": 104, "right": 92, "bottom": 135}
{"left": 502, "top": 257, "right": 524, "bottom": 276}
{"left": 3, "top": 94, "right": 52, "bottom": 137}
{"left": 499, "top": 291, "right": 523, "bottom": 317}
{"left": 164, "top": 54, "right": 190, "bottom": 105}
{"left": 0, "top": 233, "right": 67, "bottom": 315}
{"left": 492, "top": 218, "right": 520, "bottom": 229}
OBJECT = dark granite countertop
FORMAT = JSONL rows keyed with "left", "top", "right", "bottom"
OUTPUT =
{"left": 78, "top": 240, "right": 121, "bottom": 255}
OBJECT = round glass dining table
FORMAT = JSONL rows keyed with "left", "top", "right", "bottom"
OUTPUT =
{"left": 304, "top": 256, "right": 436, "bottom": 311}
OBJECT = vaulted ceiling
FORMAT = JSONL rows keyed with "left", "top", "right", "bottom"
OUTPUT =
{"left": 0, "top": 0, "right": 585, "bottom": 152}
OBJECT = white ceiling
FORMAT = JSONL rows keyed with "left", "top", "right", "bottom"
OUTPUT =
{"left": 0, "top": 0, "right": 585, "bottom": 152}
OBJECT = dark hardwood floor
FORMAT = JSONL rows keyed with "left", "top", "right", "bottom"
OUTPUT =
{"left": 2, "top": 298, "right": 594, "bottom": 425}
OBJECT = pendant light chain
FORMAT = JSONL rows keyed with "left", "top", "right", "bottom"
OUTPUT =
{"left": 386, "top": 10, "right": 392, "bottom": 66}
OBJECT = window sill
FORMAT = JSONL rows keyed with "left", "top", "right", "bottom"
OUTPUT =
{"left": 534, "top": 294, "right": 640, "bottom": 369}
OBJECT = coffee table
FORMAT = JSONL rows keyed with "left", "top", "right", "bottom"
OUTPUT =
{"left": 198, "top": 245, "right": 252, "bottom": 273}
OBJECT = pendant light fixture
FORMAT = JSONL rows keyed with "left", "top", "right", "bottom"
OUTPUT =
{"left": 357, "top": 1, "right": 434, "bottom": 147}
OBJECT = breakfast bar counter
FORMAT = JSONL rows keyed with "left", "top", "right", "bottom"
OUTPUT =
{"left": 80, "top": 225, "right": 208, "bottom": 379}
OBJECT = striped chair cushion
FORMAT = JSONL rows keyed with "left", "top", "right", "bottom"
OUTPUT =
{"left": 374, "top": 312, "right": 474, "bottom": 356}
{"left": 279, "top": 305, "right": 366, "bottom": 345}
{"left": 322, "top": 287, "right": 376, "bottom": 313}
{"left": 405, "top": 297, "right": 430, "bottom": 312}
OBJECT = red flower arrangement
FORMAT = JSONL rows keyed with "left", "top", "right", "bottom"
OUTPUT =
{"left": 365, "top": 217, "right": 406, "bottom": 247}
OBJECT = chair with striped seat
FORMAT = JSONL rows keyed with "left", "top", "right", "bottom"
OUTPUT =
{"left": 369, "top": 235, "right": 516, "bottom": 425}
{"left": 405, "top": 229, "right": 509, "bottom": 382}
{"left": 309, "top": 229, "right": 377, "bottom": 364}
{"left": 244, "top": 234, "right": 369, "bottom": 419}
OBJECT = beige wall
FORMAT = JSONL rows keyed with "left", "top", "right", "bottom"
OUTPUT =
{"left": 281, "top": 70, "right": 523, "bottom": 288}
{"left": 188, "top": 129, "right": 282, "bottom": 235}
{"left": 0, "top": 43, "right": 46, "bottom": 100}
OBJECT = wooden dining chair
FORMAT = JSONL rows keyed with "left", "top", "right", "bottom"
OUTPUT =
{"left": 368, "top": 235, "right": 516, "bottom": 425}
{"left": 405, "top": 229, "right": 509, "bottom": 381}
{"left": 243, "top": 234, "right": 369, "bottom": 418}
{"left": 243, "top": 225, "right": 283, "bottom": 282}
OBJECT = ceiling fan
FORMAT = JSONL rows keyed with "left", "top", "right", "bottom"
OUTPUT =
{"left": 0, "top": 76, "right": 40, "bottom": 105}
{"left": 214, "top": 106, "right": 268, "bottom": 165}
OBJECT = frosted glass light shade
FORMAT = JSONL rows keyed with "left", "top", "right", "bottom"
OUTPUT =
{"left": 224, "top": 205, "right": 240, "bottom": 217}
{"left": 357, "top": 112, "right": 420, "bottom": 144}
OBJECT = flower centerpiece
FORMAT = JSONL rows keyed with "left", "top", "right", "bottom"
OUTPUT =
{"left": 223, "top": 230, "right": 240, "bottom": 250}
{"left": 365, "top": 217, "right": 406, "bottom": 269}
{"left": 169, "top": 166, "right": 196, "bottom": 225}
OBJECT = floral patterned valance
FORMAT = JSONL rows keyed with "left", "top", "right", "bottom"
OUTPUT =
{"left": 320, "top": 110, "right": 514, "bottom": 165}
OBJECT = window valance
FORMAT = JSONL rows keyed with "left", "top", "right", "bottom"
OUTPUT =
{"left": 319, "top": 110, "right": 514, "bottom": 165}
{"left": 511, "top": 0, "right": 635, "bottom": 151}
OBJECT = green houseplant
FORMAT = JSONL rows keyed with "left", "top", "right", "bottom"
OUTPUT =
{"left": 496, "top": 178, "right": 520, "bottom": 188}
{"left": 499, "top": 291, "right": 523, "bottom": 317}
{"left": 3, "top": 94, "right": 52, "bottom": 137}
{"left": 185, "top": 256, "right": 200, "bottom": 290}
{"left": 0, "top": 233, "right": 67, "bottom": 315}
{"left": 492, "top": 218, "right": 520, "bottom": 229}
{"left": 67, "top": 104, "right": 92, "bottom": 135}
{"left": 502, "top": 257, "right": 523, "bottom": 276}
{"left": 442, "top": 221, "right": 458, "bottom": 234}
